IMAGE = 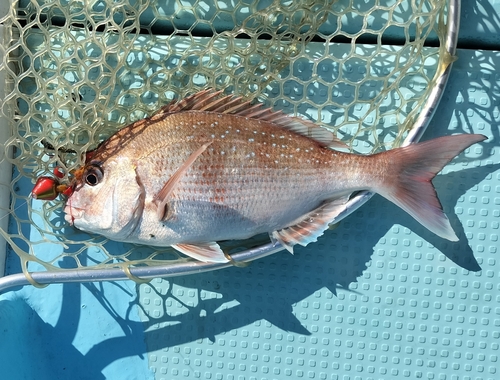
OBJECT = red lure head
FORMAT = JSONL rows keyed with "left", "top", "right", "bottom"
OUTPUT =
{"left": 33, "top": 145, "right": 96, "bottom": 200}
{"left": 53, "top": 166, "right": 65, "bottom": 179}
{"left": 31, "top": 167, "right": 74, "bottom": 200}
{"left": 32, "top": 176, "right": 58, "bottom": 200}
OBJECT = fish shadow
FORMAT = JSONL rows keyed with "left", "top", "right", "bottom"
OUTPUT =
{"left": 1, "top": 253, "right": 152, "bottom": 380}
{"left": 0, "top": 296, "right": 97, "bottom": 380}
{"left": 460, "top": 0, "right": 500, "bottom": 50}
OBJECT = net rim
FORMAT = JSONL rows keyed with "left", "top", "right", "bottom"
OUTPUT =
{"left": 0, "top": 0, "right": 462, "bottom": 291}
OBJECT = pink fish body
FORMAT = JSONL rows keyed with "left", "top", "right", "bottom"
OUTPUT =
{"left": 62, "top": 90, "right": 486, "bottom": 262}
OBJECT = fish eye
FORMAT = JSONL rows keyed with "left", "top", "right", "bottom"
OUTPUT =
{"left": 84, "top": 165, "right": 103, "bottom": 186}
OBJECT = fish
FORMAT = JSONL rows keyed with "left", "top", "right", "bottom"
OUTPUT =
{"left": 58, "top": 89, "right": 486, "bottom": 262}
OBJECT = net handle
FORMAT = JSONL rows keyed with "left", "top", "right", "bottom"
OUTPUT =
{"left": 0, "top": 0, "right": 461, "bottom": 292}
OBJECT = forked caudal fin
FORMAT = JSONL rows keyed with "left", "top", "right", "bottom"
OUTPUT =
{"left": 374, "top": 134, "right": 487, "bottom": 241}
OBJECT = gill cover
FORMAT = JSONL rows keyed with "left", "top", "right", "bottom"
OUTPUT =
{"left": 65, "top": 158, "right": 145, "bottom": 240}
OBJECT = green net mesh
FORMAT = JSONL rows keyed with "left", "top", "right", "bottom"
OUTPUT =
{"left": 0, "top": 0, "right": 451, "bottom": 276}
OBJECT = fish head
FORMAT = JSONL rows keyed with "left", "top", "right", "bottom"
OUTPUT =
{"left": 64, "top": 156, "right": 145, "bottom": 241}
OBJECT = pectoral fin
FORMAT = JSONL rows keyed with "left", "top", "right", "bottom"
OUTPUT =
{"left": 271, "top": 195, "right": 351, "bottom": 253}
{"left": 172, "top": 242, "right": 229, "bottom": 263}
{"left": 154, "top": 142, "right": 212, "bottom": 221}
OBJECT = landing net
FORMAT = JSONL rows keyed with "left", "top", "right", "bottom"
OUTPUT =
{"left": 0, "top": 0, "right": 459, "bottom": 284}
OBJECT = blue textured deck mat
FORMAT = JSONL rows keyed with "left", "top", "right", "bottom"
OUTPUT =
{"left": 0, "top": 282, "right": 151, "bottom": 380}
{"left": 136, "top": 48, "right": 500, "bottom": 380}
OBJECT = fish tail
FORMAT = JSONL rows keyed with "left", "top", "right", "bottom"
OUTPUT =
{"left": 373, "top": 134, "right": 487, "bottom": 241}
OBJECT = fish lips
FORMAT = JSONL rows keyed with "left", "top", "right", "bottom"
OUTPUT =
{"left": 63, "top": 202, "right": 84, "bottom": 226}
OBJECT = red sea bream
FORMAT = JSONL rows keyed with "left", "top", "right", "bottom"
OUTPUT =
{"left": 60, "top": 90, "right": 486, "bottom": 262}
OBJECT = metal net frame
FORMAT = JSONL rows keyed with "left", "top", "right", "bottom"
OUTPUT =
{"left": 0, "top": 0, "right": 460, "bottom": 289}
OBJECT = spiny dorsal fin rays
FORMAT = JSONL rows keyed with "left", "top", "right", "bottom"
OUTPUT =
{"left": 152, "top": 89, "right": 221, "bottom": 115}
{"left": 193, "top": 90, "right": 227, "bottom": 111}
{"left": 211, "top": 97, "right": 244, "bottom": 113}
{"left": 220, "top": 98, "right": 255, "bottom": 115}
{"left": 231, "top": 103, "right": 268, "bottom": 118}
{"left": 198, "top": 93, "right": 234, "bottom": 112}
{"left": 152, "top": 89, "right": 347, "bottom": 149}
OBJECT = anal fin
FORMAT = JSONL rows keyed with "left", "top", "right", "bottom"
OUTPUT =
{"left": 272, "top": 195, "right": 351, "bottom": 253}
{"left": 172, "top": 242, "right": 229, "bottom": 263}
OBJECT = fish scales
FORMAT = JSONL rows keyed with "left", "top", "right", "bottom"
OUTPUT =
{"left": 117, "top": 112, "right": 350, "bottom": 238}
{"left": 59, "top": 90, "right": 486, "bottom": 262}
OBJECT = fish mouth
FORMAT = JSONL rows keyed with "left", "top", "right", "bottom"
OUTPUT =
{"left": 64, "top": 204, "right": 84, "bottom": 225}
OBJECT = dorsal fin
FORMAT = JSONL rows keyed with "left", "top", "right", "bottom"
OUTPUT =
{"left": 153, "top": 89, "right": 347, "bottom": 149}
